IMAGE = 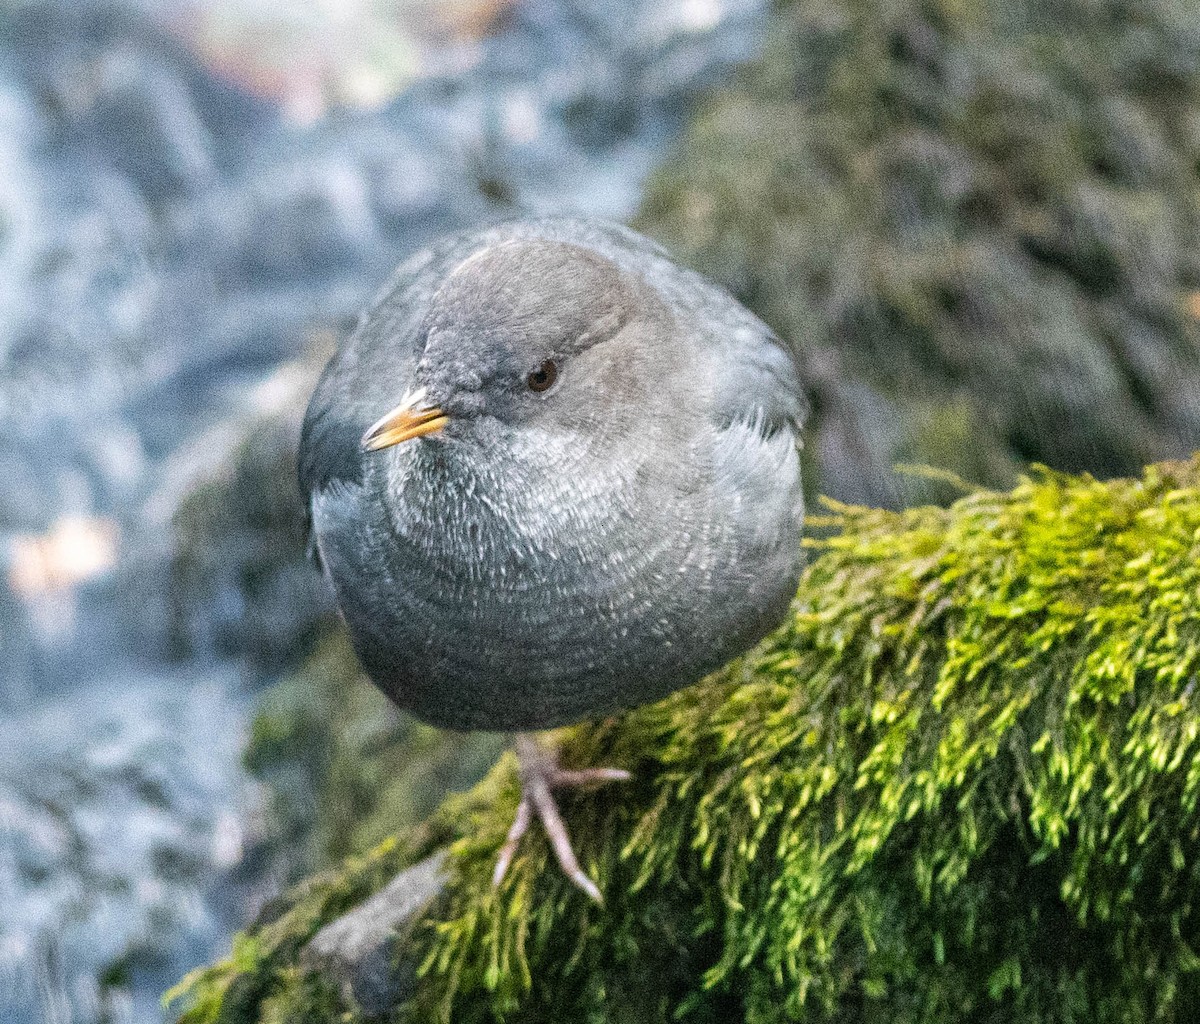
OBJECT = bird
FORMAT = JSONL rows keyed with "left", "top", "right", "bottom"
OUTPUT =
{"left": 299, "top": 217, "right": 807, "bottom": 902}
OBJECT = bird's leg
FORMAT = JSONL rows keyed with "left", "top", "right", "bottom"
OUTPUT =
{"left": 491, "top": 732, "right": 631, "bottom": 903}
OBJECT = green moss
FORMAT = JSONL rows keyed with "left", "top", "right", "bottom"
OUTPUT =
{"left": 170, "top": 456, "right": 1200, "bottom": 1023}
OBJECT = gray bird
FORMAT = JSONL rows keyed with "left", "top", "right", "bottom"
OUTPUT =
{"left": 299, "top": 217, "right": 806, "bottom": 901}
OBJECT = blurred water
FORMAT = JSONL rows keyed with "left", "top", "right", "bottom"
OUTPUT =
{"left": 0, "top": 0, "right": 769, "bottom": 1020}
{"left": 0, "top": 667, "right": 250, "bottom": 1024}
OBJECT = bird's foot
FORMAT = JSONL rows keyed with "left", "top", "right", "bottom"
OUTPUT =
{"left": 491, "top": 733, "right": 631, "bottom": 903}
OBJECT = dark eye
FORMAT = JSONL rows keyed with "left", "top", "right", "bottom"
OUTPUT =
{"left": 526, "top": 359, "right": 558, "bottom": 392}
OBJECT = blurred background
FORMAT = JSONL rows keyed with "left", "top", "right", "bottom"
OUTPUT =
{"left": 0, "top": 0, "right": 1197, "bottom": 1021}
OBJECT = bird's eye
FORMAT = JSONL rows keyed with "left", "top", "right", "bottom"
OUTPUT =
{"left": 526, "top": 359, "right": 558, "bottom": 392}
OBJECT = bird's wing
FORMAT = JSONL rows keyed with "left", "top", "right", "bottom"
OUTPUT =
{"left": 701, "top": 309, "right": 808, "bottom": 580}
{"left": 707, "top": 318, "right": 808, "bottom": 439}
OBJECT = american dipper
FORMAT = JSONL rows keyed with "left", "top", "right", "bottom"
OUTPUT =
{"left": 300, "top": 217, "right": 806, "bottom": 901}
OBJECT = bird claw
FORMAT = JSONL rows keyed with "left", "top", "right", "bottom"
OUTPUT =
{"left": 552, "top": 767, "right": 633, "bottom": 788}
{"left": 491, "top": 735, "right": 630, "bottom": 903}
{"left": 491, "top": 795, "right": 532, "bottom": 889}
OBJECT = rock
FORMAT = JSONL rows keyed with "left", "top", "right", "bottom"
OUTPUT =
{"left": 636, "top": 0, "right": 1200, "bottom": 504}
{"left": 300, "top": 852, "right": 448, "bottom": 1018}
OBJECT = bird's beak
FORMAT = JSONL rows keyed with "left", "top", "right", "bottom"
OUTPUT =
{"left": 361, "top": 387, "right": 449, "bottom": 451}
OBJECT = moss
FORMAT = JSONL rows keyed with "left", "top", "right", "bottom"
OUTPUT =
{"left": 170, "top": 456, "right": 1200, "bottom": 1023}
{"left": 636, "top": 0, "right": 1200, "bottom": 504}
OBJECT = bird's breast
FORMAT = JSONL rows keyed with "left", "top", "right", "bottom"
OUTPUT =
{"left": 313, "top": 433, "right": 800, "bottom": 732}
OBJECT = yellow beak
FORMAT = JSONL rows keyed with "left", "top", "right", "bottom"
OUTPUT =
{"left": 360, "top": 388, "right": 449, "bottom": 451}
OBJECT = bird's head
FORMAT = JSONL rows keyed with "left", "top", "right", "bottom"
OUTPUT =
{"left": 360, "top": 238, "right": 682, "bottom": 459}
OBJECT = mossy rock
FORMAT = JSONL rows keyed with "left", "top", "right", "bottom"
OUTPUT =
{"left": 637, "top": 0, "right": 1200, "bottom": 505}
{"left": 169, "top": 456, "right": 1200, "bottom": 1023}
{"left": 246, "top": 631, "right": 506, "bottom": 883}
{"left": 169, "top": 341, "right": 338, "bottom": 673}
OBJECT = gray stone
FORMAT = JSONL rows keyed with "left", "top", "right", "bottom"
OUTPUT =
{"left": 300, "top": 852, "right": 449, "bottom": 1017}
